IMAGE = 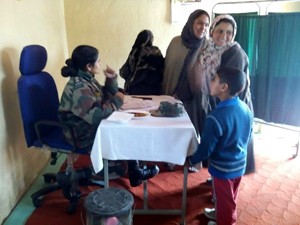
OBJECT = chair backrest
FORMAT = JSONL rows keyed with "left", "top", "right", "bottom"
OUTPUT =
{"left": 18, "top": 45, "right": 60, "bottom": 148}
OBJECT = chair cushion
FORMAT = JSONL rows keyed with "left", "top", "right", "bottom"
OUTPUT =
{"left": 33, "top": 127, "right": 89, "bottom": 155}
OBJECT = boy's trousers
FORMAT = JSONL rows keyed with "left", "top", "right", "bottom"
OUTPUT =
{"left": 213, "top": 176, "right": 242, "bottom": 225}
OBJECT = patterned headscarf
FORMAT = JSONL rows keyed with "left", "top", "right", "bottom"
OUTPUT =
{"left": 120, "top": 30, "right": 154, "bottom": 85}
{"left": 132, "top": 29, "right": 153, "bottom": 50}
{"left": 119, "top": 29, "right": 163, "bottom": 94}
{"left": 199, "top": 14, "right": 239, "bottom": 113}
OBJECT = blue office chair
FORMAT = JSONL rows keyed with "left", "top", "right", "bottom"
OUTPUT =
{"left": 17, "top": 45, "right": 101, "bottom": 214}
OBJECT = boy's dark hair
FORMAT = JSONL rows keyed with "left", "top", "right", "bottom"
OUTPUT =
{"left": 216, "top": 66, "right": 246, "bottom": 96}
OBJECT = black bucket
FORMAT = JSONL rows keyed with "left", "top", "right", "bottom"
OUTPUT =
{"left": 84, "top": 188, "right": 134, "bottom": 225}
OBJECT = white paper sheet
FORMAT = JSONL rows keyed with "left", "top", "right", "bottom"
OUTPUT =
{"left": 106, "top": 111, "right": 134, "bottom": 123}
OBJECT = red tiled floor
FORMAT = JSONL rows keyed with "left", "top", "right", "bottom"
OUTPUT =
{"left": 236, "top": 125, "right": 300, "bottom": 225}
{"left": 23, "top": 124, "right": 300, "bottom": 225}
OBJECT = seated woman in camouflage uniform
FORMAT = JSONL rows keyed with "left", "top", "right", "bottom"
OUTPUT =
{"left": 58, "top": 45, "right": 158, "bottom": 187}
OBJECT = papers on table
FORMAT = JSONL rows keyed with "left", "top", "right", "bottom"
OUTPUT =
{"left": 121, "top": 96, "right": 156, "bottom": 110}
{"left": 107, "top": 111, "right": 134, "bottom": 123}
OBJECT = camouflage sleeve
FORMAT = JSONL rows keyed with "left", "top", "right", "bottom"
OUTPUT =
{"left": 104, "top": 76, "right": 119, "bottom": 95}
{"left": 95, "top": 76, "right": 123, "bottom": 109}
{"left": 71, "top": 82, "right": 122, "bottom": 125}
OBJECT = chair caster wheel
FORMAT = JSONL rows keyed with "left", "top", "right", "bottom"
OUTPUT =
{"left": 43, "top": 174, "right": 55, "bottom": 183}
{"left": 32, "top": 198, "right": 42, "bottom": 207}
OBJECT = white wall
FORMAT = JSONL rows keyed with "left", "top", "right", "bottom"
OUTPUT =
{"left": 0, "top": 0, "right": 68, "bottom": 222}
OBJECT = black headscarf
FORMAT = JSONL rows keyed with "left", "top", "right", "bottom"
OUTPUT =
{"left": 174, "top": 9, "right": 210, "bottom": 101}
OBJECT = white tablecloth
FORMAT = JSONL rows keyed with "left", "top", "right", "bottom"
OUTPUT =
{"left": 91, "top": 95, "right": 199, "bottom": 173}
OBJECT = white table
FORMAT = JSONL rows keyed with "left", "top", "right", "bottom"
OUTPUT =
{"left": 91, "top": 95, "right": 199, "bottom": 225}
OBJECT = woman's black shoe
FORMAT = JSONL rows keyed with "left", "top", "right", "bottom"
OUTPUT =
{"left": 128, "top": 165, "right": 159, "bottom": 187}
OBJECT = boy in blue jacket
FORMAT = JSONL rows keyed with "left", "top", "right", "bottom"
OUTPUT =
{"left": 186, "top": 66, "right": 253, "bottom": 225}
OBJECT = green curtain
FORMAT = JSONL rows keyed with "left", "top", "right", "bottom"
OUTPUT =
{"left": 233, "top": 13, "right": 300, "bottom": 126}
{"left": 233, "top": 14, "right": 258, "bottom": 75}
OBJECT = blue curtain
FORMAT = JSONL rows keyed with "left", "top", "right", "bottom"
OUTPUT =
{"left": 233, "top": 13, "right": 300, "bottom": 126}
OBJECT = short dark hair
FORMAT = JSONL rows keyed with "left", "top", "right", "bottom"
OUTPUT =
{"left": 216, "top": 67, "right": 246, "bottom": 96}
{"left": 71, "top": 45, "right": 99, "bottom": 70}
{"left": 61, "top": 45, "right": 99, "bottom": 77}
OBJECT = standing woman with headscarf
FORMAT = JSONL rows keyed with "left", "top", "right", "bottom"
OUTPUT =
{"left": 119, "top": 29, "right": 164, "bottom": 95}
{"left": 191, "top": 14, "right": 254, "bottom": 174}
{"left": 162, "top": 9, "right": 210, "bottom": 172}
{"left": 195, "top": 14, "right": 252, "bottom": 112}
{"left": 162, "top": 9, "right": 210, "bottom": 137}
{"left": 163, "top": 9, "right": 210, "bottom": 98}
{"left": 190, "top": 15, "right": 255, "bottom": 224}
{"left": 189, "top": 15, "right": 247, "bottom": 138}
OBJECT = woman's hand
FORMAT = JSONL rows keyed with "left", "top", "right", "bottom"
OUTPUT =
{"left": 103, "top": 65, "right": 117, "bottom": 79}
{"left": 115, "top": 91, "right": 124, "bottom": 100}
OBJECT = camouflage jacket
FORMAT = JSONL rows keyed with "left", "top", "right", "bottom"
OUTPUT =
{"left": 58, "top": 70, "right": 123, "bottom": 149}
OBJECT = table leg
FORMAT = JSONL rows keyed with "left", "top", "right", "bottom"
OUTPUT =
{"left": 103, "top": 161, "right": 188, "bottom": 224}
{"left": 134, "top": 165, "right": 188, "bottom": 222}
{"left": 180, "top": 166, "right": 188, "bottom": 225}
{"left": 143, "top": 181, "right": 148, "bottom": 209}
{"left": 104, "top": 159, "right": 109, "bottom": 188}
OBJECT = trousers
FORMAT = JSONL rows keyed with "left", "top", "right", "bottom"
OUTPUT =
{"left": 212, "top": 176, "right": 242, "bottom": 225}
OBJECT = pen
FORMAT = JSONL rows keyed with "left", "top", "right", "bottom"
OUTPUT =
{"left": 131, "top": 96, "right": 153, "bottom": 100}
